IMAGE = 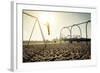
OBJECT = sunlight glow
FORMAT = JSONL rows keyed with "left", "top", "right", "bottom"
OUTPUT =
{"left": 39, "top": 12, "right": 50, "bottom": 24}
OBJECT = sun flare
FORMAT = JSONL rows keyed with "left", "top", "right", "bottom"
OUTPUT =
{"left": 39, "top": 12, "right": 51, "bottom": 24}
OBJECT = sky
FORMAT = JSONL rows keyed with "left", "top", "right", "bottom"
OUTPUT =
{"left": 23, "top": 10, "right": 91, "bottom": 41}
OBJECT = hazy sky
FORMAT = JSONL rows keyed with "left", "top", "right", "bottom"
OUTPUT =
{"left": 23, "top": 10, "right": 91, "bottom": 41}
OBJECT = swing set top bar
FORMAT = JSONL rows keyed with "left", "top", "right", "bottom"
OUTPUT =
{"left": 73, "top": 20, "right": 91, "bottom": 26}
{"left": 63, "top": 20, "right": 91, "bottom": 29}
{"left": 23, "top": 12, "right": 38, "bottom": 19}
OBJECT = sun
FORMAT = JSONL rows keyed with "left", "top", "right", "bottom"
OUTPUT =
{"left": 38, "top": 12, "right": 50, "bottom": 24}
